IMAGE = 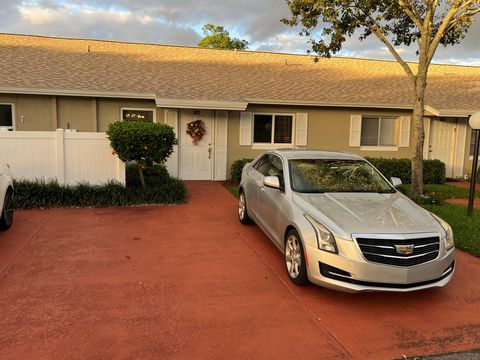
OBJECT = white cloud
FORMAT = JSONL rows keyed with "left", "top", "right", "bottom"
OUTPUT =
{"left": 0, "top": 0, "right": 479, "bottom": 66}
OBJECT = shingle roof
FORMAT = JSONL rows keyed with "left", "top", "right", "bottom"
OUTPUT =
{"left": 1, "top": 33, "right": 479, "bottom": 113}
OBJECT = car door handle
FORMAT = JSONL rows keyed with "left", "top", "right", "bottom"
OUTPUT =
{"left": 259, "top": 185, "right": 265, "bottom": 191}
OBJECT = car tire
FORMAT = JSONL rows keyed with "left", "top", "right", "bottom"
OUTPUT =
{"left": 285, "top": 229, "right": 309, "bottom": 285}
{"left": 0, "top": 189, "right": 13, "bottom": 231}
{"left": 238, "top": 190, "right": 253, "bottom": 224}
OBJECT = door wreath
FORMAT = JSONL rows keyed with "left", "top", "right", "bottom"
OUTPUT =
{"left": 186, "top": 119, "right": 206, "bottom": 145}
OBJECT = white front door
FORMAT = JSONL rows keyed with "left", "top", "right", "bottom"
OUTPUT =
{"left": 429, "top": 118, "right": 456, "bottom": 177}
{"left": 179, "top": 110, "right": 213, "bottom": 180}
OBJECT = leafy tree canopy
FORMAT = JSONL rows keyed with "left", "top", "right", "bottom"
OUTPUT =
{"left": 283, "top": 0, "right": 480, "bottom": 77}
{"left": 198, "top": 24, "right": 249, "bottom": 50}
{"left": 283, "top": 0, "right": 480, "bottom": 197}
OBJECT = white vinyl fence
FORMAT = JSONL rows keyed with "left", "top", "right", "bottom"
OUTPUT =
{"left": 0, "top": 129, "right": 125, "bottom": 185}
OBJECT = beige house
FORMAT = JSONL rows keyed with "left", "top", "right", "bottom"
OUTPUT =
{"left": 0, "top": 33, "right": 479, "bottom": 180}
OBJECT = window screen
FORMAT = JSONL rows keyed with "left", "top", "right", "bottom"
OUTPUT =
{"left": 0, "top": 104, "right": 13, "bottom": 128}
{"left": 361, "top": 117, "right": 379, "bottom": 146}
{"left": 253, "top": 114, "right": 273, "bottom": 143}
{"left": 361, "top": 116, "right": 397, "bottom": 146}
{"left": 274, "top": 115, "right": 293, "bottom": 144}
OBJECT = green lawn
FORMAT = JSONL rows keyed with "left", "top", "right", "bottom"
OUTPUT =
{"left": 424, "top": 204, "right": 480, "bottom": 257}
{"left": 400, "top": 183, "right": 480, "bottom": 199}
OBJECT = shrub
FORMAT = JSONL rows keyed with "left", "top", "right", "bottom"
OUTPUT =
{"left": 126, "top": 164, "right": 171, "bottom": 188}
{"left": 230, "top": 158, "right": 254, "bottom": 183}
{"left": 13, "top": 176, "right": 187, "bottom": 209}
{"left": 411, "top": 190, "right": 446, "bottom": 206}
{"left": 365, "top": 157, "right": 445, "bottom": 184}
{"left": 107, "top": 121, "right": 177, "bottom": 188}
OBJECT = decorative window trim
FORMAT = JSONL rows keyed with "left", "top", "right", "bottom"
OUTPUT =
{"left": 252, "top": 112, "right": 295, "bottom": 148}
{"left": 120, "top": 107, "right": 156, "bottom": 123}
{"left": 0, "top": 103, "right": 15, "bottom": 131}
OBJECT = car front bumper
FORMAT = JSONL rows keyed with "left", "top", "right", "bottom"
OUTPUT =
{"left": 305, "top": 242, "right": 455, "bottom": 293}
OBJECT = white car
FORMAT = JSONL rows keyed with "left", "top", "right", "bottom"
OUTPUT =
{"left": 239, "top": 150, "right": 455, "bottom": 292}
{"left": 0, "top": 158, "right": 13, "bottom": 230}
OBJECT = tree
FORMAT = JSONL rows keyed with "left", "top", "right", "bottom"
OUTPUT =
{"left": 283, "top": 0, "right": 480, "bottom": 197}
{"left": 107, "top": 121, "right": 177, "bottom": 188}
{"left": 198, "top": 24, "right": 249, "bottom": 50}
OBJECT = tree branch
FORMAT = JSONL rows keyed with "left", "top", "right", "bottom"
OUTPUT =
{"left": 369, "top": 25, "right": 416, "bottom": 82}
{"left": 397, "top": 0, "right": 424, "bottom": 30}
{"left": 427, "top": 0, "right": 477, "bottom": 62}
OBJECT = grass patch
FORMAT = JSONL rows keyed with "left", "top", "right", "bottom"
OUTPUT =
{"left": 423, "top": 203, "right": 480, "bottom": 257}
{"left": 400, "top": 184, "right": 480, "bottom": 199}
{"left": 14, "top": 164, "right": 187, "bottom": 209}
{"left": 228, "top": 186, "right": 239, "bottom": 198}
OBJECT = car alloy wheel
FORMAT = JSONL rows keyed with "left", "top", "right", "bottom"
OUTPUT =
{"left": 0, "top": 190, "right": 13, "bottom": 230}
{"left": 238, "top": 191, "right": 252, "bottom": 224}
{"left": 285, "top": 229, "right": 308, "bottom": 285}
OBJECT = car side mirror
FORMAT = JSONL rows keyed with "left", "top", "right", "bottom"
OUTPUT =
{"left": 264, "top": 176, "right": 281, "bottom": 190}
{"left": 390, "top": 177, "right": 402, "bottom": 188}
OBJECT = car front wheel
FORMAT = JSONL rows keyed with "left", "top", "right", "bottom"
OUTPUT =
{"left": 0, "top": 189, "right": 13, "bottom": 230}
{"left": 238, "top": 190, "right": 252, "bottom": 224}
{"left": 285, "top": 229, "right": 308, "bottom": 285}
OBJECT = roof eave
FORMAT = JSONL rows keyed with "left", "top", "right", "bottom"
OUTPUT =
{"left": 155, "top": 97, "right": 248, "bottom": 111}
{"left": 0, "top": 87, "right": 156, "bottom": 100}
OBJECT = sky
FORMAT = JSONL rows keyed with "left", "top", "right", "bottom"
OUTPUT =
{"left": 1, "top": 0, "right": 480, "bottom": 66}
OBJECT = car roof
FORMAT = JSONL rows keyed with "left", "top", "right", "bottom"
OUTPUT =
{"left": 270, "top": 149, "right": 365, "bottom": 161}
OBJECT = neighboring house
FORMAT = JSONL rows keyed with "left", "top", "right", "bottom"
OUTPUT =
{"left": 0, "top": 33, "right": 479, "bottom": 180}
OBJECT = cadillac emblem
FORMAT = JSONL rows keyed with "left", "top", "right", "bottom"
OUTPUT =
{"left": 395, "top": 244, "right": 414, "bottom": 255}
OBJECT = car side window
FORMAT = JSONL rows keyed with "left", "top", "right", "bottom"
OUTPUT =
{"left": 267, "top": 155, "right": 285, "bottom": 189}
{"left": 253, "top": 155, "right": 272, "bottom": 176}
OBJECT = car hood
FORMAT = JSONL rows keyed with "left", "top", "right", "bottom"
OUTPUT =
{"left": 293, "top": 191, "right": 442, "bottom": 238}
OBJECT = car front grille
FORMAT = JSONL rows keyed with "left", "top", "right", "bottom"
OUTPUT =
{"left": 356, "top": 236, "right": 440, "bottom": 267}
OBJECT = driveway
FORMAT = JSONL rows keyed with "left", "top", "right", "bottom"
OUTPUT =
{"left": 0, "top": 182, "right": 479, "bottom": 360}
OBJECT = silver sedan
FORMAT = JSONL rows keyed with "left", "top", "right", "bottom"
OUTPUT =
{"left": 0, "top": 157, "right": 13, "bottom": 231}
{"left": 238, "top": 150, "right": 455, "bottom": 292}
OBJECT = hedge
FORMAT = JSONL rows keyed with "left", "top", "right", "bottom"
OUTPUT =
{"left": 230, "top": 158, "right": 254, "bottom": 183}
{"left": 230, "top": 156, "right": 446, "bottom": 185}
{"left": 13, "top": 164, "right": 187, "bottom": 209}
{"left": 365, "top": 157, "right": 446, "bottom": 184}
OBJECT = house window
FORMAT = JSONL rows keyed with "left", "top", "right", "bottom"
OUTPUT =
{"left": 0, "top": 104, "right": 14, "bottom": 130}
{"left": 253, "top": 114, "right": 293, "bottom": 145}
{"left": 361, "top": 116, "right": 397, "bottom": 146}
{"left": 121, "top": 108, "right": 155, "bottom": 122}
{"left": 471, "top": 130, "right": 479, "bottom": 156}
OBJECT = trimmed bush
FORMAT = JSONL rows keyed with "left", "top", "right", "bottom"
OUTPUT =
{"left": 365, "top": 157, "right": 446, "bottom": 184}
{"left": 107, "top": 121, "right": 177, "bottom": 188}
{"left": 230, "top": 158, "right": 254, "bottom": 183}
{"left": 13, "top": 165, "right": 187, "bottom": 209}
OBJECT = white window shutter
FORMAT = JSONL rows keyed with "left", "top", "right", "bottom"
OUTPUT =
{"left": 349, "top": 115, "right": 362, "bottom": 147}
{"left": 399, "top": 116, "right": 411, "bottom": 147}
{"left": 164, "top": 109, "right": 179, "bottom": 177}
{"left": 295, "top": 113, "right": 308, "bottom": 147}
{"left": 239, "top": 111, "right": 252, "bottom": 146}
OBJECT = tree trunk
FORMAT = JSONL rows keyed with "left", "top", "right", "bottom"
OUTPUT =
{"left": 138, "top": 166, "right": 146, "bottom": 189}
{"left": 411, "top": 72, "right": 427, "bottom": 198}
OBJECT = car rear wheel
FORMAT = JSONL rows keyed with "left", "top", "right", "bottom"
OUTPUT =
{"left": 238, "top": 190, "right": 252, "bottom": 224}
{"left": 285, "top": 229, "right": 308, "bottom": 285}
{"left": 0, "top": 189, "right": 13, "bottom": 230}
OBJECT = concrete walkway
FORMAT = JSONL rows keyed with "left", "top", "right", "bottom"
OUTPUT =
{"left": 0, "top": 181, "right": 479, "bottom": 359}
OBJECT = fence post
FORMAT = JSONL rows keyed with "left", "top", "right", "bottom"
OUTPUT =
{"left": 56, "top": 128, "right": 65, "bottom": 185}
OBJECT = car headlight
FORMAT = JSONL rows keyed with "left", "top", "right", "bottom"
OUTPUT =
{"left": 304, "top": 215, "right": 338, "bottom": 254}
{"left": 431, "top": 213, "right": 454, "bottom": 250}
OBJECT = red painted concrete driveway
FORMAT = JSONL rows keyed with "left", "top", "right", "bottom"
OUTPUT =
{"left": 0, "top": 182, "right": 479, "bottom": 360}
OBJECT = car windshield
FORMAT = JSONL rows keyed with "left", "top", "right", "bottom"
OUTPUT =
{"left": 288, "top": 159, "right": 395, "bottom": 193}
